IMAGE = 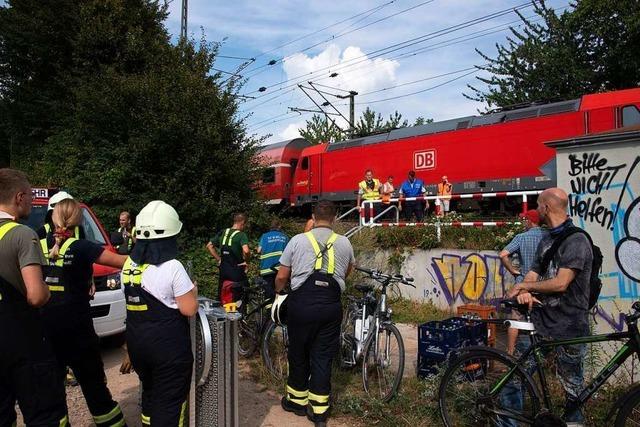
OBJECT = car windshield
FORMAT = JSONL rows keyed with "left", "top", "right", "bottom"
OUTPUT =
{"left": 21, "top": 204, "right": 107, "bottom": 246}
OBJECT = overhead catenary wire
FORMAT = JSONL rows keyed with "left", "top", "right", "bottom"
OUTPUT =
{"left": 243, "top": 2, "right": 533, "bottom": 97}
{"left": 242, "top": 0, "right": 397, "bottom": 76}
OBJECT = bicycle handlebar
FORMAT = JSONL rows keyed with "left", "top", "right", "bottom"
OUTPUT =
{"left": 355, "top": 266, "right": 416, "bottom": 288}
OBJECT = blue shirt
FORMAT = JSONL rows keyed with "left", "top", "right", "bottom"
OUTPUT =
{"left": 258, "top": 230, "right": 289, "bottom": 276}
{"left": 399, "top": 179, "right": 426, "bottom": 197}
{"left": 503, "top": 227, "right": 548, "bottom": 283}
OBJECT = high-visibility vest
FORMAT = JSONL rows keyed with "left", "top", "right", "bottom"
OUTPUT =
{"left": 44, "top": 223, "right": 80, "bottom": 239}
{"left": 304, "top": 231, "right": 339, "bottom": 275}
{"left": 358, "top": 179, "right": 381, "bottom": 201}
{"left": 438, "top": 182, "right": 452, "bottom": 198}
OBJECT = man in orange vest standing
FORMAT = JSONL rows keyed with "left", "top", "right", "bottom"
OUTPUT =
{"left": 437, "top": 175, "right": 453, "bottom": 216}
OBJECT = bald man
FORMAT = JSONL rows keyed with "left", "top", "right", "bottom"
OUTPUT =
{"left": 505, "top": 188, "right": 593, "bottom": 425}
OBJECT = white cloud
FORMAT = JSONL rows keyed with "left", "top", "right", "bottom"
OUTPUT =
{"left": 282, "top": 44, "right": 399, "bottom": 96}
{"left": 279, "top": 121, "right": 305, "bottom": 140}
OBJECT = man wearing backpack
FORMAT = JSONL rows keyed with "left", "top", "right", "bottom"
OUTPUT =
{"left": 507, "top": 187, "right": 596, "bottom": 426}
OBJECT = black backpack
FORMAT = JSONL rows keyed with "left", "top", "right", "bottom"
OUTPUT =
{"left": 540, "top": 227, "right": 604, "bottom": 309}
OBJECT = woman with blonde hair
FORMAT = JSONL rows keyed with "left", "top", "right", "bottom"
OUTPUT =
{"left": 40, "top": 198, "right": 128, "bottom": 427}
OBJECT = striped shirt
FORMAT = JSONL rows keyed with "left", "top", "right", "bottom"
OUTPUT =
{"left": 503, "top": 227, "right": 548, "bottom": 283}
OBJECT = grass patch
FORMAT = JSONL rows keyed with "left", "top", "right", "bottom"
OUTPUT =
{"left": 390, "top": 298, "right": 450, "bottom": 325}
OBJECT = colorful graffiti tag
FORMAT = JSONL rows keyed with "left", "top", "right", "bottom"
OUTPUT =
{"left": 430, "top": 252, "right": 515, "bottom": 304}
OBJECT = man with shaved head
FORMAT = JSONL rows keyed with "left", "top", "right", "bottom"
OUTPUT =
{"left": 506, "top": 187, "right": 594, "bottom": 425}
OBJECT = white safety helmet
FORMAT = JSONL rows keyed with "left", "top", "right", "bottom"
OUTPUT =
{"left": 271, "top": 293, "right": 288, "bottom": 326}
{"left": 135, "top": 200, "right": 182, "bottom": 240}
{"left": 48, "top": 191, "right": 74, "bottom": 211}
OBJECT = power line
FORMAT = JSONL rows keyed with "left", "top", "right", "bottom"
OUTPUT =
{"left": 243, "top": 0, "right": 396, "bottom": 75}
{"left": 357, "top": 67, "right": 477, "bottom": 97}
{"left": 356, "top": 69, "right": 477, "bottom": 105}
{"left": 243, "top": 2, "right": 533, "bottom": 96}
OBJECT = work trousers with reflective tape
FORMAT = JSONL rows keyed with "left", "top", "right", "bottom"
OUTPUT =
{"left": 286, "top": 272, "right": 342, "bottom": 421}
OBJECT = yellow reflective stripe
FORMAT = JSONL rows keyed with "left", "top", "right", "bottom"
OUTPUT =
{"left": 59, "top": 415, "right": 69, "bottom": 427}
{"left": 44, "top": 223, "right": 51, "bottom": 233}
{"left": 110, "top": 419, "right": 125, "bottom": 427}
{"left": 40, "top": 238, "right": 49, "bottom": 258}
{"left": 178, "top": 400, "right": 187, "bottom": 427}
{"left": 54, "top": 238, "right": 77, "bottom": 267}
{"left": 260, "top": 268, "right": 278, "bottom": 275}
{"left": 122, "top": 257, "right": 150, "bottom": 286}
{"left": 311, "top": 405, "right": 329, "bottom": 414}
{"left": 326, "top": 233, "right": 338, "bottom": 275}
{"left": 308, "top": 392, "right": 330, "bottom": 403}
{"left": 221, "top": 228, "right": 231, "bottom": 246}
{"left": 74, "top": 226, "right": 80, "bottom": 239}
{"left": 126, "top": 304, "right": 148, "bottom": 311}
{"left": 304, "top": 232, "right": 337, "bottom": 273}
{"left": 288, "top": 396, "right": 309, "bottom": 405}
{"left": 141, "top": 414, "right": 151, "bottom": 425}
{"left": 286, "top": 385, "right": 308, "bottom": 398}
{"left": 0, "top": 222, "right": 19, "bottom": 240}
{"left": 48, "top": 285, "right": 65, "bottom": 292}
{"left": 93, "top": 404, "right": 122, "bottom": 424}
{"left": 304, "top": 232, "right": 323, "bottom": 270}
{"left": 259, "top": 251, "right": 282, "bottom": 260}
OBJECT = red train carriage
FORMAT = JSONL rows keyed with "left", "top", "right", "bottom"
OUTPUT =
{"left": 258, "top": 88, "right": 640, "bottom": 208}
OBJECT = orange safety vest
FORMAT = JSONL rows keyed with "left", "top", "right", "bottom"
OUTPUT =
{"left": 438, "top": 182, "right": 452, "bottom": 198}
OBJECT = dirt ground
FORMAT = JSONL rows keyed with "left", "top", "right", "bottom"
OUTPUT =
{"left": 17, "top": 324, "right": 420, "bottom": 426}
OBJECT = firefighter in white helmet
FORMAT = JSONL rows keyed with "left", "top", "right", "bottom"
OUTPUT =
{"left": 121, "top": 201, "right": 198, "bottom": 427}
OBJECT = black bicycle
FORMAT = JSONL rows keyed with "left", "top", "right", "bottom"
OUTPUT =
{"left": 438, "top": 299, "right": 640, "bottom": 426}
{"left": 237, "top": 277, "right": 273, "bottom": 358}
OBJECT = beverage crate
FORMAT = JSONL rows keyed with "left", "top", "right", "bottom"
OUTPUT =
{"left": 418, "top": 318, "right": 467, "bottom": 349}
{"left": 457, "top": 304, "right": 497, "bottom": 346}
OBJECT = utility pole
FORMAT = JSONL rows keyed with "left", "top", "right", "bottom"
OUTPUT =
{"left": 181, "top": 0, "right": 188, "bottom": 40}
{"left": 338, "top": 91, "right": 358, "bottom": 137}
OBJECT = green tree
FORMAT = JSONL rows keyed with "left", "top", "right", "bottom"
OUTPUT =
{"left": 354, "top": 107, "right": 408, "bottom": 137}
{"left": 467, "top": 0, "right": 640, "bottom": 109}
{"left": 413, "top": 116, "right": 434, "bottom": 126}
{"left": 298, "top": 114, "right": 344, "bottom": 144}
{"left": 0, "top": 0, "right": 261, "bottom": 236}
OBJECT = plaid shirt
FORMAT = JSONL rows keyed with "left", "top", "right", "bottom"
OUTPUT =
{"left": 503, "top": 226, "right": 548, "bottom": 283}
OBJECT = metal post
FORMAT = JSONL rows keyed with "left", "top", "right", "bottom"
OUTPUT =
{"left": 349, "top": 91, "right": 357, "bottom": 137}
{"left": 436, "top": 219, "right": 442, "bottom": 242}
{"left": 522, "top": 194, "right": 528, "bottom": 214}
{"left": 181, "top": 0, "right": 188, "bottom": 40}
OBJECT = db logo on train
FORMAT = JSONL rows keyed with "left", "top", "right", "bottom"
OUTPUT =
{"left": 414, "top": 149, "right": 436, "bottom": 170}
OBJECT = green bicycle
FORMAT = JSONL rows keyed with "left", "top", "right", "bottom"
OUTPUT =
{"left": 438, "top": 299, "right": 640, "bottom": 426}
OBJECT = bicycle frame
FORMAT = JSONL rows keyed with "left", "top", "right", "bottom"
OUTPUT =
{"left": 487, "top": 317, "right": 640, "bottom": 422}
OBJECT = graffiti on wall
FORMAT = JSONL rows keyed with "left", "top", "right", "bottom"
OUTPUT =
{"left": 567, "top": 153, "right": 638, "bottom": 230}
{"left": 616, "top": 197, "right": 640, "bottom": 283}
{"left": 429, "top": 253, "right": 514, "bottom": 304}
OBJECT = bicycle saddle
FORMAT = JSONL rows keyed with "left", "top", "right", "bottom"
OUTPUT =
{"left": 355, "top": 283, "right": 374, "bottom": 293}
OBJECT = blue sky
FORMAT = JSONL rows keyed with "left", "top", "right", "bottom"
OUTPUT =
{"left": 163, "top": 0, "right": 569, "bottom": 144}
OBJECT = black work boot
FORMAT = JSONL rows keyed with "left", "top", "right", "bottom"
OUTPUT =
{"left": 281, "top": 396, "right": 307, "bottom": 417}
{"left": 307, "top": 405, "right": 328, "bottom": 427}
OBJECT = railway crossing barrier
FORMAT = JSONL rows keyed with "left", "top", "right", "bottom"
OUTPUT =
{"left": 344, "top": 190, "right": 542, "bottom": 239}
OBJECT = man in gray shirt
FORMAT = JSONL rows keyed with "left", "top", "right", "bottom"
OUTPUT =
{"left": 0, "top": 168, "right": 68, "bottom": 427}
{"left": 276, "top": 200, "right": 354, "bottom": 427}
{"left": 507, "top": 187, "right": 593, "bottom": 425}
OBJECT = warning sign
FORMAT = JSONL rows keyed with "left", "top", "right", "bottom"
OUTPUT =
{"left": 414, "top": 150, "right": 436, "bottom": 170}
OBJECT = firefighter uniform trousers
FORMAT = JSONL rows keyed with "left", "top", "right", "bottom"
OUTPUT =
{"left": 122, "top": 258, "right": 192, "bottom": 427}
{"left": 0, "top": 222, "right": 68, "bottom": 427}
{"left": 40, "top": 236, "right": 125, "bottom": 427}
{"left": 219, "top": 228, "right": 247, "bottom": 303}
{"left": 286, "top": 232, "right": 342, "bottom": 421}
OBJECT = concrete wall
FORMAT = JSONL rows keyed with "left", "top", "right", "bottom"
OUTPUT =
{"left": 357, "top": 249, "right": 516, "bottom": 310}
{"left": 555, "top": 138, "right": 640, "bottom": 333}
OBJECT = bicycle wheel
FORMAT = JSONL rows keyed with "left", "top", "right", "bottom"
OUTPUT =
{"left": 261, "top": 320, "right": 288, "bottom": 379}
{"left": 614, "top": 385, "right": 640, "bottom": 426}
{"left": 339, "top": 305, "right": 358, "bottom": 369}
{"left": 438, "top": 347, "right": 540, "bottom": 427}
{"left": 238, "top": 310, "right": 260, "bottom": 357}
{"left": 362, "top": 322, "right": 405, "bottom": 402}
